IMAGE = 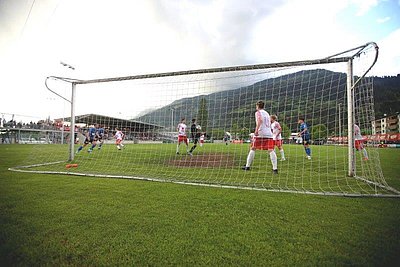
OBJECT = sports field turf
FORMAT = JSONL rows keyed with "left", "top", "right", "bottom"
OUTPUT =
{"left": 9, "top": 143, "right": 398, "bottom": 196}
{"left": 1, "top": 144, "right": 399, "bottom": 265}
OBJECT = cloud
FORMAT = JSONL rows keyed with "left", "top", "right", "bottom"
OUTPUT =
{"left": 376, "top": 16, "right": 390, "bottom": 23}
{"left": 0, "top": 0, "right": 398, "bottom": 120}
{"left": 151, "top": 0, "right": 285, "bottom": 67}
{"left": 372, "top": 28, "right": 400, "bottom": 76}
{"left": 249, "top": 0, "right": 362, "bottom": 62}
{"left": 352, "top": 0, "right": 379, "bottom": 16}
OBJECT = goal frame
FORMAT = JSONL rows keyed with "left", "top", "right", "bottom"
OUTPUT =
{"left": 47, "top": 42, "right": 378, "bottom": 176}
{"left": 36, "top": 42, "right": 400, "bottom": 198}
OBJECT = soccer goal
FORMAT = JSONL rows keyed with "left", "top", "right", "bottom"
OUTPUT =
{"left": 10, "top": 42, "right": 400, "bottom": 197}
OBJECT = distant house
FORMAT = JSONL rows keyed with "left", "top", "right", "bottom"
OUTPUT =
{"left": 372, "top": 113, "right": 400, "bottom": 134}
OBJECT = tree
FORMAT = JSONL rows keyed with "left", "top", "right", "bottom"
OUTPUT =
{"left": 197, "top": 98, "right": 208, "bottom": 132}
{"left": 311, "top": 124, "right": 328, "bottom": 139}
{"left": 280, "top": 123, "right": 291, "bottom": 140}
{"left": 231, "top": 123, "right": 240, "bottom": 139}
{"left": 210, "top": 128, "right": 225, "bottom": 140}
{"left": 239, "top": 127, "right": 249, "bottom": 140}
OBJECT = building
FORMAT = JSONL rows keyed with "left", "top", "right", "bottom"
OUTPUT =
{"left": 372, "top": 113, "right": 400, "bottom": 134}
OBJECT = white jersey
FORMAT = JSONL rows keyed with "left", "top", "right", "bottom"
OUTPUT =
{"left": 354, "top": 124, "right": 363, "bottom": 140}
{"left": 255, "top": 109, "right": 273, "bottom": 138}
{"left": 115, "top": 130, "right": 124, "bottom": 141}
{"left": 200, "top": 134, "right": 204, "bottom": 141}
{"left": 271, "top": 121, "right": 282, "bottom": 140}
{"left": 177, "top": 123, "right": 187, "bottom": 136}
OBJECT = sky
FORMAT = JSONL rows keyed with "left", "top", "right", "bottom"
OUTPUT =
{"left": 0, "top": 0, "right": 399, "bottom": 122}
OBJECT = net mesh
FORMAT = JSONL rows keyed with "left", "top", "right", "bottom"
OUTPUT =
{"left": 9, "top": 43, "right": 400, "bottom": 197}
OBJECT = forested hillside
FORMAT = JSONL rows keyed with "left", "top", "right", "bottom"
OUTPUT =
{"left": 137, "top": 70, "right": 399, "bottom": 137}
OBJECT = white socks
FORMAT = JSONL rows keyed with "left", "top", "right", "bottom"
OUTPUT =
{"left": 280, "top": 149, "right": 285, "bottom": 160}
{"left": 246, "top": 150, "right": 255, "bottom": 167}
{"left": 246, "top": 150, "right": 278, "bottom": 170}
{"left": 176, "top": 144, "right": 189, "bottom": 153}
{"left": 269, "top": 150, "right": 278, "bottom": 170}
{"left": 362, "top": 148, "right": 368, "bottom": 159}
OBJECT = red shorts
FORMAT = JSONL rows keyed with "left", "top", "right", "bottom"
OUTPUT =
{"left": 251, "top": 137, "right": 274, "bottom": 150}
{"left": 355, "top": 139, "right": 365, "bottom": 150}
{"left": 116, "top": 139, "right": 122, "bottom": 145}
{"left": 274, "top": 140, "right": 283, "bottom": 147}
{"left": 178, "top": 135, "right": 188, "bottom": 145}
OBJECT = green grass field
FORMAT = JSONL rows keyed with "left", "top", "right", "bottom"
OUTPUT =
{"left": 1, "top": 144, "right": 400, "bottom": 265}
{"left": 9, "top": 143, "right": 399, "bottom": 196}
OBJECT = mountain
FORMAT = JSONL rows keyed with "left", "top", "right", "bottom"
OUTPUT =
{"left": 136, "top": 70, "right": 399, "bottom": 134}
{"left": 372, "top": 74, "right": 400, "bottom": 118}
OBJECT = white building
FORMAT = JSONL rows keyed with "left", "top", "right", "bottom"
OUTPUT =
{"left": 372, "top": 113, "right": 400, "bottom": 134}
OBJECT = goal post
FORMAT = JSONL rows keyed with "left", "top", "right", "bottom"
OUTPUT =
{"left": 69, "top": 82, "right": 76, "bottom": 161}
{"left": 347, "top": 58, "right": 354, "bottom": 177}
{"left": 12, "top": 42, "right": 400, "bottom": 197}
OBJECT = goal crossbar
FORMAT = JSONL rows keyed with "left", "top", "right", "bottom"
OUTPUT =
{"left": 10, "top": 41, "right": 397, "bottom": 198}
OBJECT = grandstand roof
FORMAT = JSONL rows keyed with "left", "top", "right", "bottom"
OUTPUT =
{"left": 64, "top": 114, "right": 163, "bottom": 132}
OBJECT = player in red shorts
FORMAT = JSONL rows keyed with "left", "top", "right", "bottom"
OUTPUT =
{"left": 176, "top": 118, "right": 190, "bottom": 155}
{"left": 271, "top": 115, "right": 286, "bottom": 161}
{"left": 242, "top": 100, "right": 278, "bottom": 174}
{"left": 199, "top": 133, "right": 205, "bottom": 147}
{"left": 114, "top": 127, "right": 124, "bottom": 150}
{"left": 354, "top": 124, "right": 368, "bottom": 160}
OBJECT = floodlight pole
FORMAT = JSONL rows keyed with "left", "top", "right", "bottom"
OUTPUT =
{"left": 170, "top": 108, "right": 174, "bottom": 131}
{"left": 60, "top": 61, "right": 76, "bottom": 144}
{"left": 347, "top": 59, "right": 355, "bottom": 177}
{"left": 69, "top": 83, "right": 76, "bottom": 161}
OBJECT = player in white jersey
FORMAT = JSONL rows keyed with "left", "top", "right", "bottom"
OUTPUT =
{"left": 176, "top": 118, "right": 189, "bottom": 155}
{"left": 242, "top": 100, "right": 278, "bottom": 174}
{"left": 114, "top": 127, "right": 124, "bottom": 150}
{"left": 271, "top": 115, "right": 286, "bottom": 161}
{"left": 354, "top": 124, "right": 368, "bottom": 160}
{"left": 199, "top": 134, "right": 205, "bottom": 147}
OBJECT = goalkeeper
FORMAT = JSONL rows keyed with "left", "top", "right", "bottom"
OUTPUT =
{"left": 188, "top": 118, "right": 201, "bottom": 155}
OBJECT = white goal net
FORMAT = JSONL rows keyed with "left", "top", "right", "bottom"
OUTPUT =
{"left": 9, "top": 42, "right": 400, "bottom": 197}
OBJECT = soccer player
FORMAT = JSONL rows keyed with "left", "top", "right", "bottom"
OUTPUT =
{"left": 188, "top": 118, "right": 201, "bottom": 155}
{"left": 298, "top": 117, "right": 311, "bottom": 159}
{"left": 200, "top": 133, "right": 205, "bottom": 147}
{"left": 271, "top": 115, "right": 286, "bottom": 161}
{"left": 114, "top": 127, "right": 124, "bottom": 150}
{"left": 176, "top": 118, "right": 189, "bottom": 155}
{"left": 354, "top": 124, "right": 369, "bottom": 160}
{"left": 96, "top": 124, "right": 105, "bottom": 149}
{"left": 223, "top": 134, "right": 229, "bottom": 145}
{"left": 76, "top": 124, "right": 97, "bottom": 153}
{"left": 242, "top": 100, "right": 278, "bottom": 174}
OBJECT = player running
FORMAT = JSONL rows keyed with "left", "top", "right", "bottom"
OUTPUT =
{"left": 242, "top": 100, "right": 278, "bottom": 174}
{"left": 271, "top": 115, "right": 286, "bottom": 161}
{"left": 76, "top": 124, "right": 97, "bottom": 153}
{"left": 298, "top": 117, "right": 311, "bottom": 159}
{"left": 114, "top": 127, "right": 124, "bottom": 150}
{"left": 176, "top": 118, "right": 189, "bottom": 155}
{"left": 354, "top": 124, "right": 369, "bottom": 160}
{"left": 223, "top": 132, "right": 231, "bottom": 145}
{"left": 199, "top": 133, "right": 205, "bottom": 147}
{"left": 188, "top": 118, "right": 201, "bottom": 155}
{"left": 96, "top": 124, "right": 105, "bottom": 150}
